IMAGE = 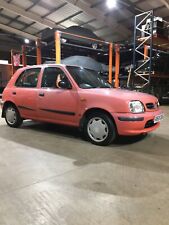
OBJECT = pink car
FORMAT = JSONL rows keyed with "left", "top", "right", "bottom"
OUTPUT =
{"left": 1, "top": 65, "right": 164, "bottom": 146}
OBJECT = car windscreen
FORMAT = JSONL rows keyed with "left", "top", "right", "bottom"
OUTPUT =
{"left": 66, "top": 66, "right": 112, "bottom": 89}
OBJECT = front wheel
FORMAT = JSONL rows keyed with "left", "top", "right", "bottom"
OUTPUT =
{"left": 83, "top": 112, "right": 117, "bottom": 146}
{"left": 5, "top": 105, "right": 23, "bottom": 128}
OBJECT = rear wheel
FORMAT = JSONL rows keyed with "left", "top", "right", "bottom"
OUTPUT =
{"left": 5, "top": 105, "right": 23, "bottom": 128}
{"left": 83, "top": 112, "right": 117, "bottom": 146}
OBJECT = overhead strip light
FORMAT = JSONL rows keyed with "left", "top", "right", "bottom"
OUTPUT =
{"left": 24, "top": 38, "right": 30, "bottom": 44}
{"left": 106, "top": 0, "right": 117, "bottom": 9}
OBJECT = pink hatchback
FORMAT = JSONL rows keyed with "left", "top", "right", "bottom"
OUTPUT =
{"left": 1, "top": 64, "right": 164, "bottom": 145}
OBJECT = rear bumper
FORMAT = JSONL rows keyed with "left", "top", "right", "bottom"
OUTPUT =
{"left": 113, "top": 109, "right": 163, "bottom": 136}
{"left": 0, "top": 99, "right": 3, "bottom": 109}
{"left": 0, "top": 100, "right": 4, "bottom": 117}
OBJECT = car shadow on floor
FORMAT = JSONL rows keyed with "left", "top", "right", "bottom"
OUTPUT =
{"left": 22, "top": 120, "right": 147, "bottom": 145}
{"left": 0, "top": 120, "right": 168, "bottom": 149}
{"left": 0, "top": 120, "right": 169, "bottom": 174}
{"left": 0, "top": 119, "right": 146, "bottom": 145}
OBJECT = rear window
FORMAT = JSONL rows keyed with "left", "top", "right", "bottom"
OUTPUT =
{"left": 15, "top": 68, "right": 41, "bottom": 88}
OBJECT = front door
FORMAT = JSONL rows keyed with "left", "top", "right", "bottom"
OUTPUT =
{"left": 37, "top": 66, "right": 79, "bottom": 126}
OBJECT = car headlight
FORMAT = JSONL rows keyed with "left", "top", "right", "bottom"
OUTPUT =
{"left": 129, "top": 101, "right": 145, "bottom": 113}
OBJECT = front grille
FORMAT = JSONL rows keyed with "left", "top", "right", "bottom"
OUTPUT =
{"left": 146, "top": 103, "right": 155, "bottom": 109}
{"left": 145, "top": 120, "right": 156, "bottom": 128}
{"left": 146, "top": 102, "right": 159, "bottom": 110}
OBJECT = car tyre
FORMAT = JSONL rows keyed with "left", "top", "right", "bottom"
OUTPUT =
{"left": 5, "top": 105, "right": 23, "bottom": 128}
{"left": 83, "top": 112, "right": 117, "bottom": 146}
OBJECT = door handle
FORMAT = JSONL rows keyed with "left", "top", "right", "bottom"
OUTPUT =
{"left": 12, "top": 91, "right": 16, "bottom": 95}
{"left": 39, "top": 92, "right": 45, "bottom": 97}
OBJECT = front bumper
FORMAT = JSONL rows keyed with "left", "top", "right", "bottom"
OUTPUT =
{"left": 113, "top": 109, "right": 163, "bottom": 136}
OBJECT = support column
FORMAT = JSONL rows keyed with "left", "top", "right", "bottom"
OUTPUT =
{"left": 36, "top": 38, "right": 42, "bottom": 65}
{"left": 55, "top": 31, "right": 61, "bottom": 64}
{"left": 22, "top": 45, "right": 27, "bottom": 67}
{"left": 144, "top": 45, "right": 148, "bottom": 60}
{"left": 115, "top": 44, "right": 120, "bottom": 88}
{"left": 11, "top": 49, "right": 14, "bottom": 76}
{"left": 108, "top": 42, "right": 113, "bottom": 84}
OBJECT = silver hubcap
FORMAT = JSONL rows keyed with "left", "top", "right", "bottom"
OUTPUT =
{"left": 87, "top": 117, "right": 109, "bottom": 143}
{"left": 6, "top": 107, "right": 17, "bottom": 125}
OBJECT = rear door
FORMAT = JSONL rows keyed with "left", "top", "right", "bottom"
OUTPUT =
{"left": 37, "top": 66, "right": 79, "bottom": 126}
{"left": 13, "top": 68, "right": 41, "bottom": 119}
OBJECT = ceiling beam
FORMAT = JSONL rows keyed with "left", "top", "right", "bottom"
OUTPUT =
{"left": 0, "top": 12, "right": 26, "bottom": 27}
{"left": 0, "top": 23, "right": 38, "bottom": 40}
{"left": 161, "top": 0, "right": 169, "bottom": 9}
{"left": 25, "top": 0, "right": 41, "bottom": 11}
{"left": 56, "top": 11, "right": 82, "bottom": 25}
{"left": 41, "top": 2, "right": 67, "bottom": 18}
{"left": 0, "top": 0, "right": 56, "bottom": 29}
{"left": 6, "top": 15, "right": 21, "bottom": 26}
{"left": 63, "top": 0, "right": 131, "bottom": 38}
{"left": 119, "top": 0, "right": 143, "bottom": 14}
{"left": 22, "top": 21, "right": 36, "bottom": 31}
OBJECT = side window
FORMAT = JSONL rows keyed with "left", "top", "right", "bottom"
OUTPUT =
{"left": 41, "top": 67, "right": 70, "bottom": 88}
{"left": 15, "top": 68, "right": 41, "bottom": 88}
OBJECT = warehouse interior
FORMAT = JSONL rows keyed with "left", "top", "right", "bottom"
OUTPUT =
{"left": 0, "top": 0, "right": 169, "bottom": 224}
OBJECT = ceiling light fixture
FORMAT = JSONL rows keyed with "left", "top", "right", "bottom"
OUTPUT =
{"left": 106, "top": 0, "right": 117, "bottom": 9}
{"left": 24, "top": 38, "right": 30, "bottom": 44}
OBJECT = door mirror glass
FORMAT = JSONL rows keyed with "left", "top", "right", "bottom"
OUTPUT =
{"left": 58, "top": 80, "right": 72, "bottom": 89}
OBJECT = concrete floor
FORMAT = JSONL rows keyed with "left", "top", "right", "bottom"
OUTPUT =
{"left": 0, "top": 106, "right": 169, "bottom": 225}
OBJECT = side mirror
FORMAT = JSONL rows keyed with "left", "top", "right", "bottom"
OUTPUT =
{"left": 58, "top": 80, "right": 72, "bottom": 89}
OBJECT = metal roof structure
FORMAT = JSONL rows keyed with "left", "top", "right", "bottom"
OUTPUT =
{"left": 0, "top": 0, "right": 169, "bottom": 50}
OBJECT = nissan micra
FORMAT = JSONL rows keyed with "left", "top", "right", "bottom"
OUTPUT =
{"left": 1, "top": 65, "right": 164, "bottom": 146}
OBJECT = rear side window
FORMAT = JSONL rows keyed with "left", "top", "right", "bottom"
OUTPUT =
{"left": 15, "top": 68, "right": 41, "bottom": 88}
{"left": 41, "top": 67, "right": 69, "bottom": 88}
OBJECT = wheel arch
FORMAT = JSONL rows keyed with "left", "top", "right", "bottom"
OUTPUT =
{"left": 79, "top": 107, "right": 117, "bottom": 131}
{"left": 2, "top": 101, "right": 17, "bottom": 117}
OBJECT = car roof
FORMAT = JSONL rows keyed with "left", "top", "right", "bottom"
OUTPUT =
{"left": 23, "top": 64, "right": 81, "bottom": 69}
